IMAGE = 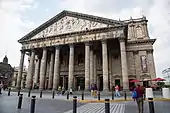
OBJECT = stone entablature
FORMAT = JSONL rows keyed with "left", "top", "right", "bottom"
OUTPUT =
{"left": 21, "top": 26, "right": 125, "bottom": 50}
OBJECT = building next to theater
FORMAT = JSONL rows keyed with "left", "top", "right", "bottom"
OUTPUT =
{"left": 0, "top": 55, "right": 14, "bottom": 88}
{"left": 12, "top": 66, "right": 27, "bottom": 89}
{"left": 16, "top": 10, "right": 156, "bottom": 91}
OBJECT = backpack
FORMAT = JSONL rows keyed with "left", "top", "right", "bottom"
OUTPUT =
{"left": 132, "top": 91, "right": 138, "bottom": 98}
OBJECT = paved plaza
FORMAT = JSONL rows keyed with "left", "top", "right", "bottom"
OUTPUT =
{"left": 0, "top": 91, "right": 170, "bottom": 113}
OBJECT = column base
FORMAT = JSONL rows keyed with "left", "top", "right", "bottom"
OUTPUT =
{"left": 102, "top": 88, "right": 109, "bottom": 92}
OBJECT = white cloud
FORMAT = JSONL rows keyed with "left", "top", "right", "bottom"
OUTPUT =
{"left": 0, "top": 0, "right": 37, "bottom": 67}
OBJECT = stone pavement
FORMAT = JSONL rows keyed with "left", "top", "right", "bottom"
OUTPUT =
{"left": 0, "top": 91, "right": 170, "bottom": 113}
{"left": 64, "top": 103, "right": 125, "bottom": 113}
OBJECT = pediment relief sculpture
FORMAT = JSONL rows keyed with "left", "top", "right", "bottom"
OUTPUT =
{"left": 31, "top": 16, "right": 111, "bottom": 40}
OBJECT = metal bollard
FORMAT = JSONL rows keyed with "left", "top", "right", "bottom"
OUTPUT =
{"left": 52, "top": 90, "right": 55, "bottom": 99}
{"left": 105, "top": 99, "right": 110, "bottom": 113}
{"left": 67, "top": 91, "right": 69, "bottom": 100}
{"left": 8, "top": 88, "right": 11, "bottom": 96}
{"left": 28, "top": 89, "right": 31, "bottom": 97}
{"left": 73, "top": 96, "right": 77, "bottom": 113}
{"left": 112, "top": 91, "right": 114, "bottom": 100}
{"left": 148, "top": 98, "right": 155, "bottom": 113}
{"left": 17, "top": 94, "right": 23, "bottom": 109}
{"left": 124, "top": 91, "right": 127, "bottom": 101}
{"left": 40, "top": 90, "right": 42, "bottom": 98}
{"left": 82, "top": 91, "right": 84, "bottom": 100}
{"left": 98, "top": 91, "right": 100, "bottom": 100}
{"left": 30, "top": 96, "right": 36, "bottom": 113}
{"left": 18, "top": 89, "right": 20, "bottom": 96}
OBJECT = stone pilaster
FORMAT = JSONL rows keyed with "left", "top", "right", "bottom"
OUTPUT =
{"left": 119, "top": 38, "right": 129, "bottom": 90}
{"left": 85, "top": 42, "right": 90, "bottom": 90}
{"left": 27, "top": 50, "right": 35, "bottom": 89}
{"left": 147, "top": 50, "right": 156, "bottom": 81}
{"left": 16, "top": 50, "right": 25, "bottom": 89}
{"left": 39, "top": 48, "right": 47, "bottom": 90}
{"left": 68, "top": 44, "right": 74, "bottom": 89}
{"left": 53, "top": 46, "right": 60, "bottom": 90}
{"left": 102, "top": 40, "right": 109, "bottom": 91}
{"left": 48, "top": 52, "right": 54, "bottom": 89}
{"left": 90, "top": 49, "right": 94, "bottom": 85}
{"left": 34, "top": 56, "right": 40, "bottom": 85}
{"left": 93, "top": 54, "right": 97, "bottom": 84}
{"left": 134, "top": 51, "right": 140, "bottom": 81}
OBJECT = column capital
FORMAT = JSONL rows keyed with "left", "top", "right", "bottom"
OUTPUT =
{"left": 118, "top": 37, "right": 126, "bottom": 42}
{"left": 55, "top": 45, "right": 60, "bottom": 49}
{"left": 69, "top": 44, "right": 74, "bottom": 48}
{"left": 20, "top": 49, "right": 25, "bottom": 53}
{"left": 101, "top": 40, "right": 107, "bottom": 44}
{"left": 147, "top": 49, "right": 154, "bottom": 53}
{"left": 84, "top": 42, "right": 90, "bottom": 46}
{"left": 133, "top": 51, "right": 139, "bottom": 55}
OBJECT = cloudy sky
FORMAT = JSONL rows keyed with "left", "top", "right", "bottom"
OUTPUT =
{"left": 0, "top": 0, "right": 169, "bottom": 76}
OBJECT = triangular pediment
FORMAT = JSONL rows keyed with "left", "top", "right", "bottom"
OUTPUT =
{"left": 19, "top": 10, "right": 124, "bottom": 42}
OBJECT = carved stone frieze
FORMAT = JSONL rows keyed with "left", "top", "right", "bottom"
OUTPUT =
{"left": 22, "top": 29, "right": 124, "bottom": 50}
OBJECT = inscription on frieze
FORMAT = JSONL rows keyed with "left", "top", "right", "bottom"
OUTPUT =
{"left": 22, "top": 30, "right": 124, "bottom": 49}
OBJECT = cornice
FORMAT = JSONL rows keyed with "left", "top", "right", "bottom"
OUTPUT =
{"left": 127, "top": 39, "right": 156, "bottom": 45}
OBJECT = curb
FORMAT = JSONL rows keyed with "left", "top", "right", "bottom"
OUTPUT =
{"left": 66, "top": 98, "right": 170, "bottom": 103}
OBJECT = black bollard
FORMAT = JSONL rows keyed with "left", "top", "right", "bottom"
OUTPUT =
{"left": 17, "top": 94, "right": 23, "bottom": 109}
{"left": 124, "top": 91, "right": 127, "bottom": 101}
{"left": 28, "top": 89, "right": 31, "bottom": 97}
{"left": 67, "top": 91, "right": 69, "bottom": 100}
{"left": 112, "top": 91, "right": 114, "bottom": 100}
{"left": 148, "top": 98, "right": 155, "bottom": 113}
{"left": 30, "top": 96, "right": 36, "bottom": 113}
{"left": 73, "top": 96, "right": 77, "bottom": 113}
{"left": 8, "top": 88, "right": 11, "bottom": 96}
{"left": 40, "top": 90, "right": 42, "bottom": 98}
{"left": 52, "top": 90, "right": 55, "bottom": 99}
{"left": 81, "top": 91, "right": 84, "bottom": 100}
{"left": 105, "top": 99, "right": 110, "bottom": 113}
{"left": 18, "top": 89, "right": 20, "bottom": 96}
{"left": 98, "top": 91, "right": 100, "bottom": 100}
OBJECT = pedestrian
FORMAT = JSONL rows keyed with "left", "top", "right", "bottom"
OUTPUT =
{"left": 0, "top": 83, "right": 3, "bottom": 94}
{"left": 133, "top": 84, "right": 145, "bottom": 113}
{"left": 115, "top": 85, "right": 120, "bottom": 97}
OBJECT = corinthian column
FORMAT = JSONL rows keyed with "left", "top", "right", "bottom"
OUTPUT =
{"left": 68, "top": 44, "right": 74, "bottom": 89}
{"left": 119, "top": 38, "right": 129, "bottom": 90}
{"left": 16, "top": 50, "right": 25, "bottom": 89}
{"left": 53, "top": 46, "right": 60, "bottom": 90}
{"left": 93, "top": 53, "right": 97, "bottom": 84}
{"left": 48, "top": 52, "right": 54, "bottom": 89}
{"left": 90, "top": 49, "right": 94, "bottom": 85}
{"left": 34, "top": 56, "right": 40, "bottom": 86}
{"left": 102, "top": 40, "right": 109, "bottom": 91}
{"left": 39, "top": 48, "right": 47, "bottom": 90}
{"left": 85, "top": 42, "right": 90, "bottom": 90}
{"left": 27, "top": 50, "right": 35, "bottom": 89}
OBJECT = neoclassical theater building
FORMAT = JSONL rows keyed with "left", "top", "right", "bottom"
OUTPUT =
{"left": 16, "top": 10, "right": 156, "bottom": 91}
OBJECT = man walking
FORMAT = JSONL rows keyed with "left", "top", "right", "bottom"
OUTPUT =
{"left": 134, "top": 84, "right": 145, "bottom": 113}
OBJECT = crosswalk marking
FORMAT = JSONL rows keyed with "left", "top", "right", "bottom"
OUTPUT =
{"left": 64, "top": 103, "right": 125, "bottom": 113}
